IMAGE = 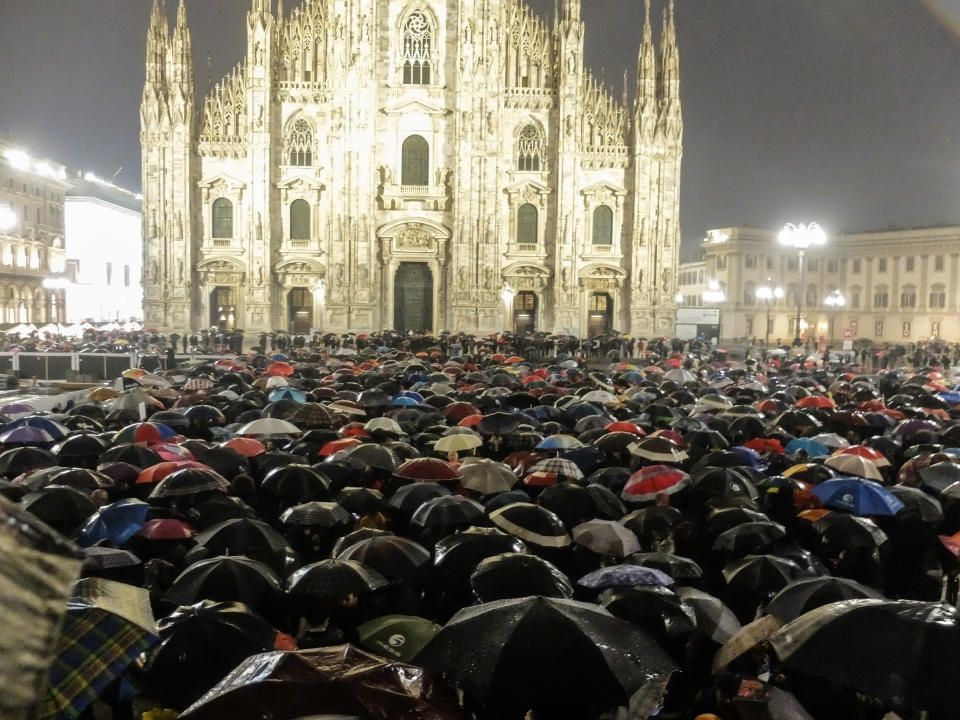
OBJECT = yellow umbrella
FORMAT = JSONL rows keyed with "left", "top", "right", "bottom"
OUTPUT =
{"left": 121, "top": 368, "right": 145, "bottom": 379}
{"left": 88, "top": 388, "right": 119, "bottom": 402}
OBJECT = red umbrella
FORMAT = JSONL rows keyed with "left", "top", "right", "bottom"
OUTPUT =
{"left": 442, "top": 402, "right": 481, "bottom": 423}
{"left": 458, "top": 414, "right": 484, "bottom": 427}
{"left": 394, "top": 458, "right": 461, "bottom": 482}
{"left": 622, "top": 465, "right": 690, "bottom": 502}
{"left": 136, "top": 460, "right": 210, "bottom": 485}
{"left": 795, "top": 396, "right": 836, "bottom": 409}
{"left": 138, "top": 518, "right": 195, "bottom": 540}
{"left": 605, "top": 421, "right": 646, "bottom": 436}
{"left": 320, "top": 438, "right": 362, "bottom": 456}
{"left": 523, "top": 471, "right": 558, "bottom": 487}
{"left": 744, "top": 438, "right": 785, "bottom": 455}
{"left": 221, "top": 437, "right": 267, "bottom": 458}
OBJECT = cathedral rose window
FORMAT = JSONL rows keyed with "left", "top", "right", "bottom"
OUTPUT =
{"left": 401, "top": 11, "right": 432, "bottom": 85}
{"left": 517, "top": 124, "right": 544, "bottom": 172}
{"left": 287, "top": 118, "right": 314, "bottom": 167}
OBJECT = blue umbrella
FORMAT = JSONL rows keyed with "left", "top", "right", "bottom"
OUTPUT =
{"left": 536, "top": 434, "right": 584, "bottom": 451}
{"left": 395, "top": 391, "right": 425, "bottom": 403}
{"left": 730, "top": 445, "right": 764, "bottom": 468}
{"left": 268, "top": 387, "right": 307, "bottom": 403}
{"left": 377, "top": 346, "right": 390, "bottom": 353}
{"left": 404, "top": 372, "right": 429, "bottom": 385}
{"left": 561, "top": 446, "right": 607, "bottom": 474}
{"left": 6, "top": 416, "right": 71, "bottom": 440}
{"left": 565, "top": 403, "right": 608, "bottom": 420}
{"left": 79, "top": 498, "right": 151, "bottom": 547}
{"left": 785, "top": 437, "right": 829, "bottom": 458}
{"left": 812, "top": 477, "right": 905, "bottom": 516}
{"left": 270, "top": 353, "right": 288, "bottom": 361}
{"left": 577, "top": 564, "right": 674, "bottom": 589}
{"left": 390, "top": 396, "right": 420, "bottom": 407}
{"left": 0, "top": 425, "right": 55, "bottom": 445}
{"left": 937, "top": 391, "right": 960, "bottom": 405}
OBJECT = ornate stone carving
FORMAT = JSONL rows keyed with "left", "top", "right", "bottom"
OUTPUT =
{"left": 398, "top": 225, "right": 432, "bottom": 248}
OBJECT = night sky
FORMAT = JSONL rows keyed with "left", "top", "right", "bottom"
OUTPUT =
{"left": 1, "top": 0, "right": 959, "bottom": 252}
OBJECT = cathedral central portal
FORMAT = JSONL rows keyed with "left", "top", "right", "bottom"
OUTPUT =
{"left": 393, "top": 262, "right": 434, "bottom": 333}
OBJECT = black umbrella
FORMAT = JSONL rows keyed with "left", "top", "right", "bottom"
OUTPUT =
{"left": 626, "top": 552, "right": 703, "bottom": 580}
{"left": 286, "top": 558, "right": 389, "bottom": 600}
{"left": 488, "top": 502, "right": 571, "bottom": 549}
{"left": 477, "top": 412, "right": 522, "bottom": 436}
{"left": 387, "top": 481, "right": 450, "bottom": 512}
{"left": 712, "top": 521, "right": 787, "bottom": 555}
{"left": 29, "top": 467, "right": 114, "bottom": 492}
{"left": 600, "top": 586, "right": 698, "bottom": 641}
{"left": 620, "top": 506, "right": 683, "bottom": 540}
{"left": 260, "top": 464, "right": 330, "bottom": 504}
{"left": 163, "top": 555, "right": 284, "bottom": 619}
{"left": 22, "top": 484, "right": 98, "bottom": 537}
{"left": 338, "top": 443, "right": 401, "bottom": 472}
{"left": 723, "top": 554, "right": 811, "bottom": 619}
{"left": 433, "top": 526, "right": 528, "bottom": 591}
{"left": 331, "top": 527, "right": 395, "bottom": 556}
{"left": 410, "top": 495, "right": 485, "bottom": 532}
{"left": 186, "top": 518, "right": 295, "bottom": 575}
{"left": 0, "top": 446, "right": 57, "bottom": 478}
{"left": 51, "top": 434, "right": 107, "bottom": 468}
{"left": 770, "top": 600, "right": 960, "bottom": 715}
{"left": 417, "top": 596, "right": 676, "bottom": 720}
{"left": 279, "top": 501, "right": 352, "bottom": 527}
{"left": 469, "top": 552, "right": 573, "bottom": 601}
{"left": 706, "top": 506, "right": 771, "bottom": 536}
{"left": 764, "top": 576, "right": 885, "bottom": 622}
{"left": 191, "top": 446, "right": 251, "bottom": 479}
{"left": 148, "top": 468, "right": 231, "bottom": 498}
{"left": 100, "top": 444, "right": 162, "bottom": 469}
{"left": 536, "top": 482, "right": 598, "bottom": 529}
{"left": 141, "top": 600, "right": 281, "bottom": 710}
{"left": 336, "top": 535, "right": 431, "bottom": 582}
{"left": 335, "top": 486, "right": 386, "bottom": 515}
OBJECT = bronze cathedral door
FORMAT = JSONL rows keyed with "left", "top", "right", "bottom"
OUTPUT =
{"left": 394, "top": 262, "right": 433, "bottom": 333}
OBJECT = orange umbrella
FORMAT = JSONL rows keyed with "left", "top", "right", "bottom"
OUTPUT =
{"left": 506, "top": 356, "right": 524, "bottom": 364}
{"left": 136, "top": 460, "right": 209, "bottom": 485}
{"left": 744, "top": 438, "right": 785, "bottom": 455}
{"left": 221, "top": 437, "right": 267, "bottom": 458}
{"left": 797, "top": 508, "right": 831, "bottom": 522}
{"left": 833, "top": 445, "right": 891, "bottom": 468}
{"left": 266, "top": 361, "right": 295, "bottom": 377}
{"left": 605, "top": 421, "right": 646, "bottom": 436}
{"left": 320, "top": 437, "right": 362, "bottom": 456}
{"left": 458, "top": 414, "right": 484, "bottom": 427}
{"left": 523, "top": 471, "right": 558, "bottom": 487}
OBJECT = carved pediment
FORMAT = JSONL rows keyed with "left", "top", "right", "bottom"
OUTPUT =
{"left": 198, "top": 173, "right": 247, "bottom": 193}
{"left": 197, "top": 257, "right": 246, "bottom": 284}
{"left": 275, "top": 175, "right": 326, "bottom": 192}
{"left": 580, "top": 181, "right": 626, "bottom": 207}
{"left": 505, "top": 179, "right": 551, "bottom": 198}
{"left": 503, "top": 262, "right": 552, "bottom": 278}
{"left": 276, "top": 259, "right": 325, "bottom": 275}
{"left": 381, "top": 97, "right": 449, "bottom": 117}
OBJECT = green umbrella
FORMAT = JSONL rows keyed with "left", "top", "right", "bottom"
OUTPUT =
{"left": 357, "top": 614, "right": 441, "bottom": 662}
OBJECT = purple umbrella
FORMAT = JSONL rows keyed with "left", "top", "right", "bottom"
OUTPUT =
{"left": 0, "top": 403, "right": 35, "bottom": 416}
{"left": 0, "top": 426, "right": 55, "bottom": 445}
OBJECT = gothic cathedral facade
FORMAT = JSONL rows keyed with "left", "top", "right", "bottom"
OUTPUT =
{"left": 141, "top": 0, "right": 682, "bottom": 337}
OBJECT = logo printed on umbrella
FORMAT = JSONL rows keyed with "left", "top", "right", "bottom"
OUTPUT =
{"left": 842, "top": 493, "right": 854, "bottom": 504}
{"left": 388, "top": 634, "right": 406, "bottom": 647}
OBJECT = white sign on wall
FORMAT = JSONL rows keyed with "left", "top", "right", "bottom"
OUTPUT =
{"left": 676, "top": 307, "right": 720, "bottom": 324}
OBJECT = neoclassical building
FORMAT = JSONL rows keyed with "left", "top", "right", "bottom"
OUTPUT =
{"left": 141, "top": 0, "right": 683, "bottom": 336}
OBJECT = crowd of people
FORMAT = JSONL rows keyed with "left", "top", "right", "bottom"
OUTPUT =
{"left": 2, "top": 335, "right": 960, "bottom": 719}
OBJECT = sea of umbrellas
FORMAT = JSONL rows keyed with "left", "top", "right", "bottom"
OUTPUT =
{"left": 5, "top": 348, "right": 960, "bottom": 719}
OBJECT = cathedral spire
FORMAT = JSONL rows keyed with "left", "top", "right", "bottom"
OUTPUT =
{"left": 145, "top": 0, "right": 168, "bottom": 88}
{"left": 636, "top": 0, "right": 656, "bottom": 115}
{"left": 169, "top": 0, "right": 193, "bottom": 93}
{"left": 562, "top": 0, "right": 581, "bottom": 23}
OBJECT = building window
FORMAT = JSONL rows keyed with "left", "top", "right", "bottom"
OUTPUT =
{"left": 212, "top": 198, "right": 233, "bottom": 238}
{"left": 849, "top": 319, "right": 857, "bottom": 335}
{"left": 286, "top": 118, "right": 314, "bottom": 166}
{"left": 401, "top": 11, "right": 432, "bottom": 85}
{"left": 766, "top": 256, "right": 774, "bottom": 270}
{"left": 935, "top": 255, "right": 945, "bottom": 271}
{"left": 905, "top": 257, "right": 915, "bottom": 272}
{"left": 517, "top": 204, "right": 538, "bottom": 245}
{"left": 290, "top": 199, "right": 311, "bottom": 240}
{"left": 873, "top": 290, "right": 889, "bottom": 308}
{"left": 401, "top": 135, "right": 429, "bottom": 186}
{"left": 805, "top": 286, "right": 817, "bottom": 307}
{"left": 807, "top": 258, "right": 818, "bottom": 272}
{"left": 745, "top": 317, "right": 754, "bottom": 336}
{"left": 716, "top": 256, "right": 727, "bottom": 270}
{"left": 852, "top": 258, "right": 862, "bottom": 273}
{"left": 827, "top": 259, "right": 838, "bottom": 272}
{"left": 850, "top": 291, "right": 860, "bottom": 309}
{"left": 105, "top": 262, "right": 112, "bottom": 286}
{"left": 930, "top": 286, "right": 946, "bottom": 308}
{"left": 743, "top": 283, "right": 755, "bottom": 306}
{"left": 744, "top": 254, "right": 756, "bottom": 269}
{"left": 878, "top": 258, "right": 887, "bottom": 272}
{"left": 124, "top": 265, "right": 130, "bottom": 287}
{"left": 786, "top": 258, "right": 798, "bottom": 271}
{"left": 516, "top": 124, "right": 544, "bottom": 172}
{"left": 900, "top": 289, "right": 916, "bottom": 308}
{"left": 874, "top": 320, "right": 884, "bottom": 337}
{"left": 592, "top": 206, "right": 613, "bottom": 246}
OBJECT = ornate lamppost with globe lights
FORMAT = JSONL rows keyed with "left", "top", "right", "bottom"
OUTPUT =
{"left": 756, "top": 279, "right": 784, "bottom": 350}
{"left": 778, "top": 222, "right": 826, "bottom": 346}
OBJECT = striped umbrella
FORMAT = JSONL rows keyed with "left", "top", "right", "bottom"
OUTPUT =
{"left": 621, "top": 465, "right": 690, "bottom": 503}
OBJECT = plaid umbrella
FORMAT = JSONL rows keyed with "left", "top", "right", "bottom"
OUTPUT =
{"left": 529, "top": 457, "right": 585, "bottom": 481}
{"left": 41, "top": 579, "right": 157, "bottom": 720}
{"left": 287, "top": 402, "right": 334, "bottom": 428}
{"left": 183, "top": 377, "right": 214, "bottom": 392}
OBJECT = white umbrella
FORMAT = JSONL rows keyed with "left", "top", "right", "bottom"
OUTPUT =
{"left": 236, "top": 418, "right": 302, "bottom": 438}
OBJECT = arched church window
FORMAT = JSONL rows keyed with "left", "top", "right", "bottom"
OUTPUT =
{"left": 401, "top": 11, "right": 432, "bottom": 85}
{"left": 287, "top": 119, "right": 314, "bottom": 166}
{"left": 401, "top": 135, "right": 429, "bottom": 186}
{"left": 290, "top": 200, "right": 311, "bottom": 240}
{"left": 517, "top": 204, "right": 538, "bottom": 245}
{"left": 212, "top": 198, "right": 233, "bottom": 239}
{"left": 517, "top": 124, "right": 544, "bottom": 172}
{"left": 592, "top": 205, "right": 613, "bottom": 246}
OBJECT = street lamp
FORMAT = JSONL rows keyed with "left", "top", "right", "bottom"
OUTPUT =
{"left": 824, "top": 288, "right": 845, "bottom": 345}
{"left": 703, "top": 279, "right": 726, "bottom": 345}
{"left": 755, "top": 279, "right": 784, "bottom": 349}
{"left": 778, "top": 222, "right": 826, "bottom": 346}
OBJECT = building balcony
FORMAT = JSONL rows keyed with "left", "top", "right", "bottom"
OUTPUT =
{"left": 505, "top": 242, "right": 547, "bottom": 261}
{"left": 379, "top": 183, "right": 449, "bottom": 211}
